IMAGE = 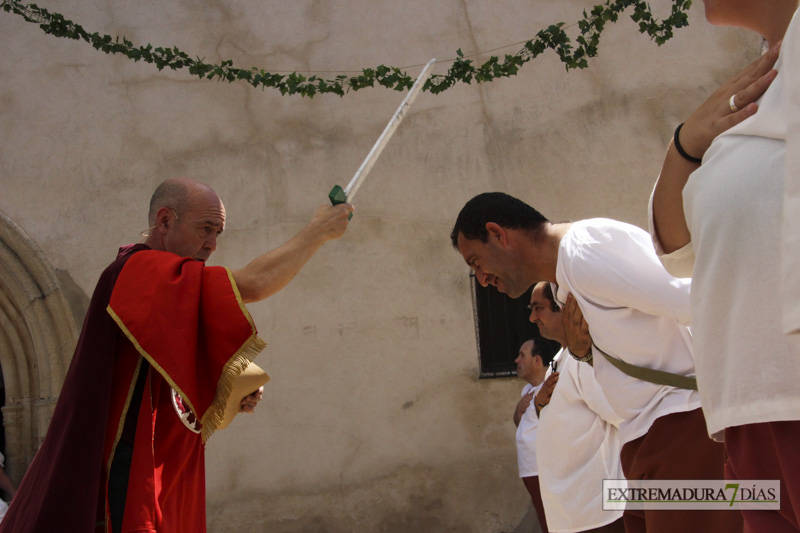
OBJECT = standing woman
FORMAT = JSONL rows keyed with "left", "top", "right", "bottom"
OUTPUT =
{"left": 651, "top": 1, "right": 800, "bottom": 531}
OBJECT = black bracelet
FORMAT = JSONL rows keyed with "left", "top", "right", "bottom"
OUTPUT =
{"left": 569, "top": 347, "right": 593, "bottom": 363}
{"left": 673, "top": 122, "right": 702, "bottom": 164}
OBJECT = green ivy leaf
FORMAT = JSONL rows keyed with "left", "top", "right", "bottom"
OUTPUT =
{"left": 1, "top": 0, "right": 692, "bottom": 98}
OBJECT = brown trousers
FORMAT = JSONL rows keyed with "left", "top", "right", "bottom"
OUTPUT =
{"left": 726, "top": 420, "right": 800, "bottom": 533}
{"left": 584, "top": 518, "right": 626, "bottom": 533}
{"left": 523, "top": 476, "right": 549, "bottom": 533}
{"left": 620, "top": 408, "right": 743, "bottom": 533}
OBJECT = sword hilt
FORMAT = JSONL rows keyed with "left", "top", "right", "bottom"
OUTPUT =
{"left": 328, "top": 185, "right": 353, "bottom": 220}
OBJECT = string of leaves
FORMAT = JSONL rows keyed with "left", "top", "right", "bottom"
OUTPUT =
{"left": 1, "top": 0, "right": 692, "bottom": 98}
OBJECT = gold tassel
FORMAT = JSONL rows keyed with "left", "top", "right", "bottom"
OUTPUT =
{"left": 201, "top": 334, "right": 267, "bottom": 443}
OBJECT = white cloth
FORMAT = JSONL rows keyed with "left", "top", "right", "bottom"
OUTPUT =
{"left": 555, "top": 218, "right": 700, "bottom": 445}
{"left": 516, "top": 382, "right": 541, "bottom": 477}
{"left": 649, "top": 9, "right": 800, "bottom": 438}
{"left": 515, "top": 349, "right": 566, "bottom": 478}
{"left": 537, "top": 349, "right": 625, "bottom": 532}
{"left": 785, "top": 9, "right": 800, "bottom": 335}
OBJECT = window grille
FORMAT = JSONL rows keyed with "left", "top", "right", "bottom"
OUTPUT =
{"left": 470, "top": 273, "right": 558, "bottom": 378}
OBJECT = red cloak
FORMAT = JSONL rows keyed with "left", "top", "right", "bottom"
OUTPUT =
{"left": 0, "top": 244, "right": 265, "bottom": 533}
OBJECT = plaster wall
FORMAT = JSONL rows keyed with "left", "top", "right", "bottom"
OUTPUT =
{"left": 0, "top": 1, "right": 760, "bottom": 531}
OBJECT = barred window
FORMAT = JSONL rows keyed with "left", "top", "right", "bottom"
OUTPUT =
{"left": 470, "top": 273, "right": 558, "bottom": 378}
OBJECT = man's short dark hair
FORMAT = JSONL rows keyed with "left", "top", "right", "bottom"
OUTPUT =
{"left": 528, "top": 337, "right": 559, "bottom": 367}
{"left": 450, "top": 192, "right": 549, "bottom": 248}
{"left": 540, "top": 282, "right": 560, "bottom": 313}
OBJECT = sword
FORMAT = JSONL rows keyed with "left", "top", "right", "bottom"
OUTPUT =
{"left": 329, "top": 58, "right": 436, "bottom": 215}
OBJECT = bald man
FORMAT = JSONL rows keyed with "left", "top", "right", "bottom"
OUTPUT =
{"left": 1, "top": 178, "right": 352, "bottom": 533}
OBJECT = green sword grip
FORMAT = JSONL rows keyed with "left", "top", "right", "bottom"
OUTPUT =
{"left": 328, "top": 185, "right": 353, "bottom": 220}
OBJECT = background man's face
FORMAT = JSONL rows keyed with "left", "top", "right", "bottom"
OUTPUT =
{"left": 515, "top": 340, "right": 537, "bottom": 382}
{"left": 529, "top": 284, "right": 563, "bottom": 343}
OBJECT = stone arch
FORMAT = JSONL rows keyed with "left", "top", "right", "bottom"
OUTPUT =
{"left": 0, "top": 211, "right": 78, "bottom": 483}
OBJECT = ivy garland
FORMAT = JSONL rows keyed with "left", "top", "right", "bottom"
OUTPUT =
{"left": 1, "top": 0, "right": 691, "bottom": 98}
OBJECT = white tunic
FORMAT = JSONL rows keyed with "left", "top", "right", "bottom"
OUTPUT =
{"left": 555, "top": 218, "right": 700, "bottom": 445}
{"left": 649, "top": 9, "right": 800, "bottom": 438}
{"left": 782, "top": 9, "right": 800, "bottom": 335}
{"left": 537, "top": 349, "right": 625, "bottom": 532}
{"left": 516, "top": 381, "right": 542, "bottom": 477}
{"left": 516, "top": 349, "right": 564, "bottom": 479}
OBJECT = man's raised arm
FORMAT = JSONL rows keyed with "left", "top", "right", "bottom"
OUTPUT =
{"left": 232, "top": 203, "right": 353, "bottom": 303}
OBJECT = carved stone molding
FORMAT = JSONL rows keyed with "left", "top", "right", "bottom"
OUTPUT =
{"left": 0, "top": 211, "right": 78, "bottom": 483}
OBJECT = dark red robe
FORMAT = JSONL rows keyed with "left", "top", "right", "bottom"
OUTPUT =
{"left": 0, "top": 244, "right": 265, "bottom": 533}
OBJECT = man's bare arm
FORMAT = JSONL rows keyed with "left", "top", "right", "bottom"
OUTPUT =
{"left": 232, "top": 203, "right": 353, "bottom": 303}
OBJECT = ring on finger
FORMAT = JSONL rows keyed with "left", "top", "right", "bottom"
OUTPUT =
{"left": 729, "top": 94, "right": 740, "bottom": 113}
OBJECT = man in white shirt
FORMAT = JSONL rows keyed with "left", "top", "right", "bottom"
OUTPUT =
{"left": 513, "top": 338, "right": 558, "bottom": 533}
{"left": 528, "top": 282, "right": 625, "bottom": 533}
{"left": 451, "top": 192, "right": 740, "bottom": 533}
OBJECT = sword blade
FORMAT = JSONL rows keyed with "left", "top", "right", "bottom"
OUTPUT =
{"left": 343, "top": 58, "right": 436, "bottom": 202}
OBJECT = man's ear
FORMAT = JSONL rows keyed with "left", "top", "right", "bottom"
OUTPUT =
{"left": 485, "top": 222, "right": 508, "bottom": 247}
{"left": 155, "top": 207, "right": 172, "bottom": 232}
